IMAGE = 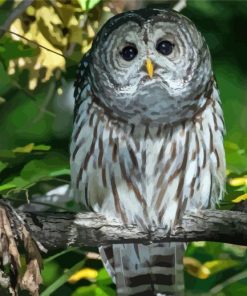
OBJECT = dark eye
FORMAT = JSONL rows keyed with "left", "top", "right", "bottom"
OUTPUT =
{"left": 156, "top": 40, "right": 174, "bottom": 56}
{"left": 120, "top": 45, "right": 138, "bottom": 61}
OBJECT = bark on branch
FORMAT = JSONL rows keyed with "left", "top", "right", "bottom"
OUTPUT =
{"left": 16, "top": 208, "right": 247, "bottom": 250}
{"left": 0, "top": 200, "right": 246, "bottom": 295}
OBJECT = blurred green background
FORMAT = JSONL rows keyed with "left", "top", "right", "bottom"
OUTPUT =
{"left": 0, "top": 0, "right": 247, "bottom": 295}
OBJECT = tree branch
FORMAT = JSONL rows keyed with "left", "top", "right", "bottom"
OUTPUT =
{"left": 15, "top": 208, "right": 247, "bottom": 250}
{"left": 1, "top": 200, "right": 247, "bottom": 294}
{"left": 0, "top": 0, "right": 34, "bottom": 38}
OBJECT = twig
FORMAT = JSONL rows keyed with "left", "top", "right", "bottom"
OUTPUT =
{"left": 0, "top": 29, "right": 66, "bottom": 59}
{"left": 0, "top": 0, "right": 35, "bottom": 38}
{"left": 173, "top": 0, "right": 187, "bottom": 12}
{"left": 210, "top": 270, "right": 247, "bottom": 294}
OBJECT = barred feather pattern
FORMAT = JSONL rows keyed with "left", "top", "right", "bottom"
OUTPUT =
{"left": 70, "top": 71, "right": 225, "bottom": 295}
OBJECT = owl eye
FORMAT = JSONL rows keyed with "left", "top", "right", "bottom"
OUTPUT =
{"left": 156, "top": 40, "right": 174, "bottom": 56}
{"left": 120, "top": 45, "right": 138, "bottom": 61}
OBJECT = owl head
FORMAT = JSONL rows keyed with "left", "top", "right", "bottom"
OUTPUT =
{"left": 87, "top": 8, "right": 212, "bottom": 125}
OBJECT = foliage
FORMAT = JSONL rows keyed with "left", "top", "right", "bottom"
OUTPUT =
{"left": 0, "top": 0, "right": 247, "bottom": 295}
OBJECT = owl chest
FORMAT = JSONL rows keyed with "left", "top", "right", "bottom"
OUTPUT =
{"left": 71, "top": 100, "right": 225, "bottom": 226}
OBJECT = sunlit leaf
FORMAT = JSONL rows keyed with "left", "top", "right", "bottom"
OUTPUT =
{"left": 184, "top": 257, "right": 210, "bottom": 279}
{"left": 228, "top": 177, "right": 247, "bottom": 187}
{"left": 10, "top": 16, "right": 65, "bottom": 89}
{"left": 184, "top": 257, "right": 241, "bottom": 280}
{"left": 232, "top": 193, "right": 247, "bottom": 203}
{"left": 0, "top": 182, "right": 16, "bottom": 192}
{"left": 203, "top": 259, "right": 239, "bottom": 275}
{"left": 68, "top": 267, "right": 98, "bottom": 283}
{"left": 13, "top": 143, "right": 51, "bottom": 153}
{"left": 13, "top": 143, "right": 35, "bottom": 153}
{"left": 77, "top": 0, "right": 101, "bottom": 11}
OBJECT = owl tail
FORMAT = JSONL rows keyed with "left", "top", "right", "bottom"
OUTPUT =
{"left": 99, "top": 243, "right": 185, "bottom": 296}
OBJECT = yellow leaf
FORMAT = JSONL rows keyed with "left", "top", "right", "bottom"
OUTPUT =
{"left": 228, "top": 177, "right": 247, "bottom": 187}
{"left": 203, "top": 259, "right": 239, "bottom": 274}
{"left": 232, "top": 193, "right": 247, "bottom": 203}
{"left": 26, "top": 5, "right": 35, "bottom": 16}
{"left": 9, "top": 7, "right": 65, "bottom": 89}
{"left": 183, "top": 257, "right": 210, "bottom": 279}
{"left": 87, "top": 24, "right": 95, "bottom": 38}
{"left": 184, "top": 257, "right": 240, "bottom": 279}
{"left": 13, "top": 143, "right": 34, "bottom": 153}
{"left": 68, "top": 268, "right": 98, "bottom": 283}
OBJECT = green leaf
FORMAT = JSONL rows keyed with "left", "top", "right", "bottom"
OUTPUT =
{"left": 0, "top": 153, "right": 69, "bottom": 192}
{"left": 32, "top": 144, "right": 51, "bottom": 151}
{"left": 71, "top": 285, "right": 115, "bottom": 296}
{"left": 0, "top": 182, "right": 16, "bottom": 192}
{"left": 96, "top": 268, "right": 113, "bottom": 287}
{"left": 41, "top": 259, "right": 86, "bottom": 296}
{"left": 20, "top": 153, "right": 69, "bottom": 182}
{"left": 225, "top": 141, "right": 247, "bottom": 174}
{"left": 0, "top": 176, "right": 30, "bottom": 192}
{"left": 0, "top": 150, "right": 16, "bottom": 158}
{"left": 96, "top": 286, "right": 115, "bottom": 296}
{"left": 49, "top": 168, "right": 70, "bottom": 177}
{"left": 0, "top": 37, "right": 37, "bottom": 63}
{"left": 41, "top": 261, "right": 61, "bottom": 287}
{"left": 211, "top": 270, "right": 247, "bottom": 295}
{"left": 0, "top": 61, "right": 11, "bottom": 93}
{"left": 0, "top": 161, "right": 7, "bottom": 173}
{"left": 77, "top": 0, "right": 101, "bottom": 11}
{"left": 72, "top": 285, "right": 97, "bottom": 296}
{"left": 222, "top": 282, "right": 247, "bottom": 296}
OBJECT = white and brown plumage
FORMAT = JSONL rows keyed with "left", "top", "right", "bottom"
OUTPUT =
{"left": 70, "top": 8, "right": 225, "bottom": 296}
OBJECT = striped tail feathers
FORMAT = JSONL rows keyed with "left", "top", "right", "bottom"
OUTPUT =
{"left": 99, "top": 245, "right": 116, "bottom": 282}
{"left": 99, "top": 243, "right": 185, "bottom": 296}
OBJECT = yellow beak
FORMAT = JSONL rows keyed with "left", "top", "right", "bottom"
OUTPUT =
{"left": 146, "top": 58, "right": 154, "bottom": 79}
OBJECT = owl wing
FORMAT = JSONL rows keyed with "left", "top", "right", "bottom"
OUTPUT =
{"left": 73, "top": 52, "right": 91, "bottom": 120}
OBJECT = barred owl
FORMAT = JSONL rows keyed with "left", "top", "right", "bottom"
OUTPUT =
{"left": 70, "top": 8, "right": 225, "bottom": 296}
